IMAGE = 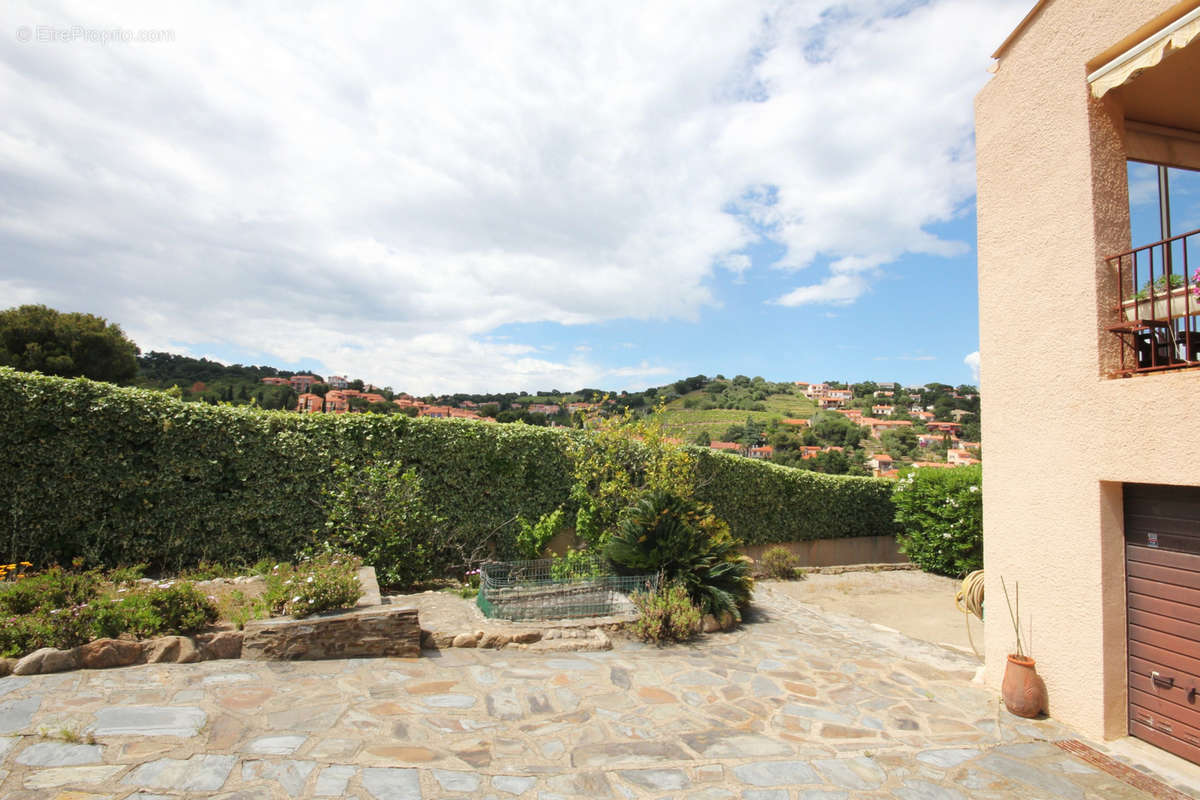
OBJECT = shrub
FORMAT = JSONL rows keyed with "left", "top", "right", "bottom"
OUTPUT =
{"left": 321, "top": 459, "right": 454, "bottom": 588}
{"left": 760, "top": 546, "right": 802, "bottom": 580}
{"left": 605, "top": 491, "right": 753, "bottom": 619}
{"left": 0, "top": 573, "right": 220, "bottom": 658}
{"left": 0, "top": 567, "right": 99, "bottom": 616}
{"left": 264, "top": 555, "right": 361, "bottom": 618}
{"left": 893, "top": 465, "right": 982, "bottom": 577}
{"left": 567, "top": 408, "right": 697, "bottom": 548}
{"left": 514, "top": 508, "right": 566, "bottom": 559}
{"left": 549, "top": 548, "right": 605, "bottom": 581}
{"left": 628, "top": 582, "right": 701, "bottom": 644}
{"left": 145, "top": 582, "right": 220, "bottom": 633}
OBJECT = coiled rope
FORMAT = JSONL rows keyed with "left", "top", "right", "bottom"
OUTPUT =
{"left": 955, "top": 569, "right": 985, "bottom": 657}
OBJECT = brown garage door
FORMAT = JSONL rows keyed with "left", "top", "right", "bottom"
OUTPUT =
{"left": 1125, "top": 482, "right": 1200, "bottom": 765}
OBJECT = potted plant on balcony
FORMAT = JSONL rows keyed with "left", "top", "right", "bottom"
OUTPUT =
{"left": 1122, "top": 273, "right": 1190, "bottom": 321}
{"left": 1000, "top": 577, "right": 1046, "bottom": 718}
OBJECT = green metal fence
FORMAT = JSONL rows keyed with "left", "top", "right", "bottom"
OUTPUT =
{"left": 477, "top": 556, "right": 657, "bottom": 621}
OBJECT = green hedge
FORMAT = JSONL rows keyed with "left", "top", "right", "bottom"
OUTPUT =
{"left": 0, "top": 368, "right": 895, "bottom": 570}
{"left": 691, "top": 448, "right": 897, "bottom": 544}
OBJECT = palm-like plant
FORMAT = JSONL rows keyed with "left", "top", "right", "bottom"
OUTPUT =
{"left": 605, "top": 491, "right": 753, "bottom": 619}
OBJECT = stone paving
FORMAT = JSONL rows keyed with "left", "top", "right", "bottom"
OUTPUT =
{"left": 0, "top": 587, "right": 1185, "bottom": 799}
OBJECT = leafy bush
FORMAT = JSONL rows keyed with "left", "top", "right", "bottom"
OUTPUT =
{"left": 605, "top": 491, "right": 753, "bottom": 619}
{"left": 893, "top": 465, "right": 982, "bottom": 577}
{"left": 760, "top": 546, "right": 802, "bottom": 580}
{"left": 322, "top": 459, "right": 453, "bottom": 588}
{"left": 567, "top": 408, "right": 697, "bottom": 548}
{"left": 145, "top": 582, "right": 220, "bottom": 633}
{"left": 264, "top": 555, "right": 361, "bottom": 618}
{"left": 549, "top": 548, "right": 605, "bottom": 581}
{"left": 0, "top": 567, "right": 99, "bottom": 616}
{"left": 628, "top": 583, "right": 701, "bottom": 644}
{"left": 0, "top": 570, "right": 219, "bottom": 658}
{"left": 515, "top": 508, "right": 566, "bottom": 559}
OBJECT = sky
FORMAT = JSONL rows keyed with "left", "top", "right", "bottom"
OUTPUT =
{"left": 0, "top": 1, "right": 1038, "bottom": 394}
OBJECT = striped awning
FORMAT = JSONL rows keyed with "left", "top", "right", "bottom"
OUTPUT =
{"left": 1089, "top": 7, "right": 1200, "bottom": 98}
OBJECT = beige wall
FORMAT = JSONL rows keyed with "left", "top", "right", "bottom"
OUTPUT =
{"left": 546, "top": 530, "right": 905, "bottom": 568}
{"left": 741, "top": 536, "right": 905, "bottom": 568}
{"left": 977, "top": 0, "right": 1200, "bottom": 741}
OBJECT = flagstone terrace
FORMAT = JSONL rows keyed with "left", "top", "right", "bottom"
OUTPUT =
{"left": 0, "top": 586, "right": 1185, "bottom": 800}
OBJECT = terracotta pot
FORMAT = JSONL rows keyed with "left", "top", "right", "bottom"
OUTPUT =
{"left": 1002, "top": 654, "right": 1046, "bottom": 718}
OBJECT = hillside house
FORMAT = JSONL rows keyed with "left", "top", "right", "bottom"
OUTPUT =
{"left": 946, "top": 449, "right": 980, "bottom": 466}
{"left": 865, "top": 419, "right": 913, "bottom": 438}
{"left": 709, "top": 440, "right": 742, "bottom": 454}
{"left": 526, "top": 403, "right": 562, "bottom": 416}
{"left": 977, "top": 0, "right": 1200, "bottom": 762}
{"left": 326, "top": 375, "right": 348, "bottom": 389}
{"left": 871, "top": 404, "right": 895, "bottom": 417}
{"left": 925, "top": 421, "right": 961, "bottom": 435}
{"left": 866, "top": 454, "right": 893, "bottom": 475}
{"left": 296, "top": 393, "right": 323, "bottom": 413}
{"left": 260, "top": 377, "right": 290, "bottom": 387}
{"left": 325, "top": 391, "right": 350, "bottom": 413}
{"left": 288, "top": 374, "right": 319, "bottom": 393}
{"left": 748, "top": 444, "right": 774, "bottom": 459}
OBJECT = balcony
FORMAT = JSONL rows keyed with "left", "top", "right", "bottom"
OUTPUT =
{"left": 1107, "top": 227, "right": 1200, "bottom": 376}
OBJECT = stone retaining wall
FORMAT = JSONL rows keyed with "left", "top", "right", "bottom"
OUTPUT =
{"left": 242, "top": 606, "right": 419, "bottom": 660}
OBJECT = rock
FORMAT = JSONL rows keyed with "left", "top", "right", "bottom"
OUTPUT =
{"left": 143, "top": 636, "right": 201, "bottom": 664}
{"left": 544, "top": 629, "right": 560, "bottom": 640}
{"left": 432, "top": 631, "right": 457, "bottom": 649}
{"left": 420, "top": 629, "right": 436, "bottom": 649}
{"left": 14, "top": 647, "right": 79, "bottom": 675}
{"left": 452, "top": 633, "right": 478, "bottom": 648}
{"left": 718, "top": 610, "right": 737, "bottom": 631}
{"left": 509, "top": 630, "right": 542, "bottom": 644}
{"left": 478, "top": 633, "right": 510, "bottom": 649}
{"left": 78, "top": 638, "right": 143, "bottom": 669}
{"left": 0, "top": 657, "right": 14, "bottom": 676}
{"left": 198, "top": 631, "right": 243, "bottom": 660}
{"left": 241, "top": 607, "right": 420, "bottom": 661}
{"left": 702, "top": 614, "right": 722, "bottom": 633}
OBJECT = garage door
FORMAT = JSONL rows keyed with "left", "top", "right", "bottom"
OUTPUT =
{"left": 1125, "top": 482, "right": 1200, "bottom": 765}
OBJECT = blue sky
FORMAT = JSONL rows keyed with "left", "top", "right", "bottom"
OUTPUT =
{"left": 0, "top": 1, "right": 1034, "bottom": 393}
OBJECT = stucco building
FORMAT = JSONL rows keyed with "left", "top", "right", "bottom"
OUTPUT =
{"left": 977, "top": 0, "right": 1200, "bottom": 765}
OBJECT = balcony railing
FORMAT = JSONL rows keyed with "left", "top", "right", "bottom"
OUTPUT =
{"left": 1107, "top": 227, "right": 1200, "bottom": 376}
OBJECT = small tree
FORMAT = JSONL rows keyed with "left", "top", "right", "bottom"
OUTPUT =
{"left": 567, "top": 406, "right": 696, "bottom": 549}
{"left": 0, "top": 305, "right": 138, "bottom": 383}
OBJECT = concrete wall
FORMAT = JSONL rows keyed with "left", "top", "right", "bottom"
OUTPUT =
{"left": 741, "top": 536, "right": 906, "bottom": 568}
{"left": 548, "top": 530, "right": 905, "bottom": 568}
{"left": 976, "top": 0, "right": 1200, "bottom": 741}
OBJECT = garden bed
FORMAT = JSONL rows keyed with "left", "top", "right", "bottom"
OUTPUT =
{"left": 0, "top": 559, "right": 409, "bottom": 676}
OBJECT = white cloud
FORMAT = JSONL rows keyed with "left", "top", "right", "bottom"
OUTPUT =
{"left": 964, "top": 350, "right": 981, "bottom": 381}
{"left": 0, "top": 0, "right": 1028, "bottom": 390}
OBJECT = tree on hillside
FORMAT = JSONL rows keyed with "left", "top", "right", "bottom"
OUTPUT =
{"left": 0, "top": 305, "right": 139, "bottom": 383}
{"left": 880, "top": 427, "right": 920, "bottom": 459}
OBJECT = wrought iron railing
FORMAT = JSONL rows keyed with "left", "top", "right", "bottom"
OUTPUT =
{"left": 1107, "top": 227, "right": 1200, "bottom": 376}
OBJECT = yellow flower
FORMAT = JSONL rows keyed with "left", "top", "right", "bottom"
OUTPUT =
{"left": 20, "top": 561, "right": 32, "bottom": 566}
